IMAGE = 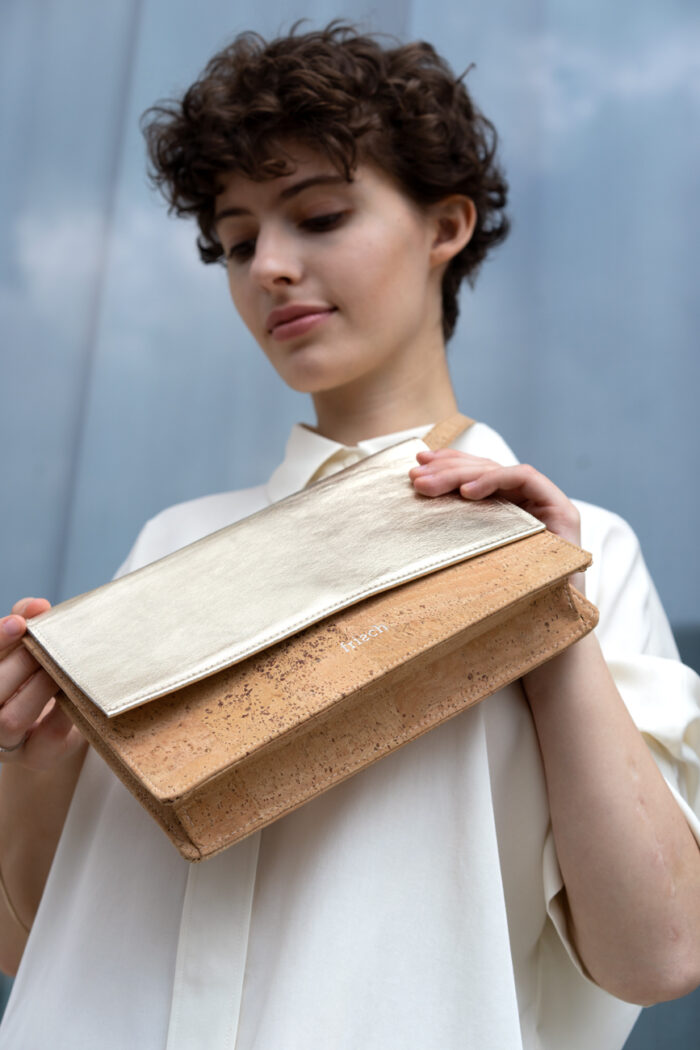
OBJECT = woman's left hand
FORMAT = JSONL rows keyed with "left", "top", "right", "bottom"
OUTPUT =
{"left": 409, "top": 449, "right": 581, "bottom": 546}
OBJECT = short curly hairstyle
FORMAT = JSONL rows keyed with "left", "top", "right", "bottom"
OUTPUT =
{"left": 142, "top": 22, "right": 510, "bottom": 342}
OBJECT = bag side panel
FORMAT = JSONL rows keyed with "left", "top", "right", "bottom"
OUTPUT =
{"left": 175, "top": 585, "right": 597, "bottom": 859}
{"left": 22, "top": 636, "right": 200, "bottom": 861}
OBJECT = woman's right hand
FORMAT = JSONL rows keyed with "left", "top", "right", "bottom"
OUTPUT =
{"left": 0, "top": 598, "right": 84, "bottom": 771}
{"left": 0, "top": 600, "right": 88, "bottom": 969}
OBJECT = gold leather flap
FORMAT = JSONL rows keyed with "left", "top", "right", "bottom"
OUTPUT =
{"left": 27, "top": 438, "right": 544, "bottom": 717}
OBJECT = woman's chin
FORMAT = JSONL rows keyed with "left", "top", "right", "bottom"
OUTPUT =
{"left": 268, "top": 355, "right": 368, "bottom": 396}
{"left": 279, "top": 373, "right": 349, "bottom": 395}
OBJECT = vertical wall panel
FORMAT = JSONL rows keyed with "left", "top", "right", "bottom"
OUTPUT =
{"left": 0, "top": 0, "right": 698, "bottom": 1041}
{"left": 411, "top": 0, "right": 699, "bottom": 625}
{"left": 0, "top": 0, "right": 142, "bottom": 603}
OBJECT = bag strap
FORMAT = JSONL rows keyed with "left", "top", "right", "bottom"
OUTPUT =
{"left": 422, "top": 412, "right": 475, "bottom": 450}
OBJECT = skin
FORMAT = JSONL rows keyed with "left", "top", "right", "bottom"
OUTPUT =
{"left": 1, "top": 147, "right": 699, "bottom": 1000}
{"left": 410, "top": 451, "right": 700, "bottom": 1001}
{"left": 0, "top": 600, "right": 87, "bottom": 974}
{"left": 214, "top": 147, "right": 471, "bottom": 443}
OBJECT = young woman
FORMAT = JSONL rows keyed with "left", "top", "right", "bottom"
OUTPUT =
{"left": 1, "top": 23, "right": 699, "bottom": 1050}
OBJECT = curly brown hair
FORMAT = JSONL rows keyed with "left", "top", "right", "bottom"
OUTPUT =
{"left": 142, "top": 22, "right": 510, "bottom": 342}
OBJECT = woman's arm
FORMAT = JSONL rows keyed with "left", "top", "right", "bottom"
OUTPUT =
{"left": 411, "top": 450, "right": 700, "bottom": 1005}
{"left": 523, "top": 628, "right": 700, "bottom": 1004}
{"left": 0, "top": 599, "right": 87, "bottom": 976}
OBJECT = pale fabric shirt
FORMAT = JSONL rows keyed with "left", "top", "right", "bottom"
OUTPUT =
{"left": 3, "top": 421, "right": 700, "bottom": 1050}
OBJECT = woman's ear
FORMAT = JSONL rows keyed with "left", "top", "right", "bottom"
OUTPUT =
{"left": 429, "top": 196, "right": 477, "bottom": 269}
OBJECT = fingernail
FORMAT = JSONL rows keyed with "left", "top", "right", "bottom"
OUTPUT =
{"left": 2, "top": 617, "right": 23, "bottom": 639}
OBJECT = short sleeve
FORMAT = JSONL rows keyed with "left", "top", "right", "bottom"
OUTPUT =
{"left": 542, "top": 501, "right": 700, "bottom": 978}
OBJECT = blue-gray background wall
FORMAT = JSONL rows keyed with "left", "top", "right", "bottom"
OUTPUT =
{"left": 1, "top": 1, "right": 698, "bottom": 1042}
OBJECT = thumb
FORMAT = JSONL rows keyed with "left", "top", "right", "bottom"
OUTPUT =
{"left": 11, "top": 597, "right": 52, "bottom": 621}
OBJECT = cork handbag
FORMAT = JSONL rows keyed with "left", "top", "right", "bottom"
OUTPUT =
{"left": 24, "top": 415, "right": 598, "bottom": 861}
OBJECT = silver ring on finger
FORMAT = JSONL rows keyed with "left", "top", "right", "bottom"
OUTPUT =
{"left": 0, "top": 733, "right": 28, "bottom": 754}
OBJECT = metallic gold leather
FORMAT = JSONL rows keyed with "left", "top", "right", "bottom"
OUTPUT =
{"left": 27, "top": 437, "right": 544, "bottom": 718}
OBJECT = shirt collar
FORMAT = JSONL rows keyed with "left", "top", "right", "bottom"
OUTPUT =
{"left": 265, "top": 421, "right": 435, "bottom": 503}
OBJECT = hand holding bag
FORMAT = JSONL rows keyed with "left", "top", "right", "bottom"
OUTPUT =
{"left": 24, "top": 415, "right": 598, "bottom": 860}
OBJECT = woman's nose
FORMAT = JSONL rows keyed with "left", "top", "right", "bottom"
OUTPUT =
{"left": 249, "top": 228, "right": 302, "bottom": 289}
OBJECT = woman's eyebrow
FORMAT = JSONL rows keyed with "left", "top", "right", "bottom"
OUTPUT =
{"left": 214, "top": 174, "right": 350, "bottom": 223}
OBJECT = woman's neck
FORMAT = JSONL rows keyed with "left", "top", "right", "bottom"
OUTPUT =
{"left": 311, "top": 341, "right": 459, "bottom": 446}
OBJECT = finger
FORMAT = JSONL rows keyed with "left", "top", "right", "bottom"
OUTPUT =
{"left": 0, "top": 669, "right": 58, "bottom": 752}
{"left": 37, "top": 696, "right": 75, "bottom": 738}
{"left": 0, "top": 616, "right": 26, "bottom": 658}
{"left": 20, "top": 699, "right": 85, "bottom": 771}
{"left": 411, "top": 453, "right": 499, "bottom": 484}
{"left": 0, "top": 644, "right": 47, "bottom": 700}
{"left": 457, "top": 465, "right": 581, "bottom": 544}
{"left": 413, "top": 449, "right": 496, "bottom": 470}
{"left": 11, "top": 597, "right": 50, "bottom": 619}
{"left": 414, "top": 448, "right": 455, "bottom": 464}
{"left": 0, "top": 599, "right": 51, "bottom": 659}
{"left": 414, "top": 455, "right": 581, "bottom": 543}
{"left": 412, "top": 462, "right": 502, "bottom": 497}
{"left": 457, "top": 464, "right": 562, "bottom": 503}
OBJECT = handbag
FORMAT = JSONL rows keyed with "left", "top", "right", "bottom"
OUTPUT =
{"left": 23, "top": 415, "right": 598, "bottom": 861}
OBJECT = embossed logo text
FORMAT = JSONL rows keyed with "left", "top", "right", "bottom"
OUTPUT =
{"left": 340, "top": 624, "right": 389, "bottom": 653}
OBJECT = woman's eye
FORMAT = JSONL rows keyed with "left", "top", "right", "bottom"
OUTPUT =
{"left": 226, "top": 239, "right": 256, "bottom": 262}
{"left": 224, "top": 213, "right": 345, "bottom": 262}
{"left": 301, "top": 212, "right": 346, "bottom": 232}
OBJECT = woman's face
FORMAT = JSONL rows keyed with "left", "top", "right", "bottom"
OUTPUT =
{"left": 213, "top": 146, "right": 447, "bottom": 395}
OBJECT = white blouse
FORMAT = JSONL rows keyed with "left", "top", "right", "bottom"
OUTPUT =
{"left": 3, "top": 421, "right": 699, "bottom": 1050}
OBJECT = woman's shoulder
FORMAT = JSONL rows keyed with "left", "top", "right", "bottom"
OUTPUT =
{"left": 115, "top": 484, "right": 269, "bottom": 576}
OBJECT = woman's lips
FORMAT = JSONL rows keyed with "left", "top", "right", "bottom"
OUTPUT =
{"left": 269, "top": 308, "right": 336, "bottom": 342}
